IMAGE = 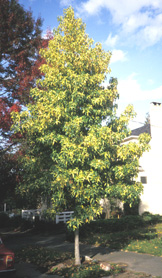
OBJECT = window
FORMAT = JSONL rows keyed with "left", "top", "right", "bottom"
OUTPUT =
{"left": 140, "top": 176, "right": 147, "bottom": 184}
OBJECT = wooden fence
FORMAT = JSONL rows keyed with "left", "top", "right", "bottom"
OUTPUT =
{"left": 21, "top": 209, "right": 42, "bottom": 221}
{"left": 56, "top": 211, "right": 74, "bottom": 224}
{"left": 21, "top": 209, "right": 74, "bottom": 223}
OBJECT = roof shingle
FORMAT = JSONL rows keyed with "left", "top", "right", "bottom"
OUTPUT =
{"left": 131, "top": 124, "right": 151, "bottom": 136}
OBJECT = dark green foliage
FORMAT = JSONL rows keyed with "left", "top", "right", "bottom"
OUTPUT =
{"left": 34, "top": 219, "right": 66, "bottom": 234}
{"left": 66, "top": 214, "right": 162, "bottom": 241}
{"left": 58, "top": 262, "right": 124, "bottom": 278}
{"left": 86, "top": 214, "right": 162, "bottom": 233}
{"left": 0, "top": 214, "right": 33, "bottom": 230}
{"left": 0, "top": 212, "right": 9, "bottom": 228}
{"left": 124, "top": 199, "right": 140, "bottom": 215}
{"left": 80, "top": 216, "right": 144, "bottom": 234}
{"left": 142, "top": 211, "right": 162, "bottom": 224}
{"left": 0, "top": 152, "right": 19, "bottom": 205}
{"left": 7, "top": 215, "right": 22, "bottom": 228}
{"left": 11, "top": 217, "right": 33, "bottom": 231}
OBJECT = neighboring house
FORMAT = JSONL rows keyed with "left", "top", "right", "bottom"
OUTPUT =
{"left": 124, "top": 102, "right": 162, "bottom": 215}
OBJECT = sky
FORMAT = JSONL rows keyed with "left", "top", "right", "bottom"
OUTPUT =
{"left": 19, "top": 0, "right": 162, "bottom": 129}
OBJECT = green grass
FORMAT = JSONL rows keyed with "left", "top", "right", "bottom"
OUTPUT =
{"left": 15, "top": 246, "right": 124, "bottom": 277}
{"left": 123, "top": 223, "right": 162, "bottom": 256}
{"left": 81, "top": 225, "right": 159, "bottom": 248}
{"left": 78, "top": 217, "right": 162, "bottom": 257}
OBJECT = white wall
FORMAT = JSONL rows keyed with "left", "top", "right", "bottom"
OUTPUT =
{"left": 139, "top": 102, "right": 162, "bottom": 215}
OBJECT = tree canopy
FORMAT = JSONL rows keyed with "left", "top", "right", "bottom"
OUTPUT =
{"left": 0, "top": 0, "right": 53, "bottom": 207}
{"left": 0, "top": 0, "right": 52, "bottom": 149}
{"left": 12, "top": 7, "right": 150, "bottom": 264}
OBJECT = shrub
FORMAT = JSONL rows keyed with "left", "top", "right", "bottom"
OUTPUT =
{"left": 8, "top": 215, "right": 22, "bottom": 228}
{"left": 34, "top": 219, "right": 66, "bottom": 234}
{"left": 0, "top": 212, "right": 10, "bottom": 228}
{"left": 66, "top": 214, "right": 162, "bottom": 241}
{"left": 79, "top": 215, "right": 145, "bottom": 235}
{"left": 142, "top": 212, "right": 162, "bottom": 225}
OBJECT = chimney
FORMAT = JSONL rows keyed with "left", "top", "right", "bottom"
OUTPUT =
{"left": 151, "top": 102, "right": 161, "bottom": 106}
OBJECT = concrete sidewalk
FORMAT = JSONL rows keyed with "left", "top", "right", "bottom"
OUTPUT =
{"left": 93, "top": 250, "right": 162, "bottom": 277}
{"left": 4, "top": 233, "right": 162, "bottom": 277}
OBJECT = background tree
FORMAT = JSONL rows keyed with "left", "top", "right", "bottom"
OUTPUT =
{"left": 0, "top": 0, "right": 53, "bottom": 150}
{"left": 145, "top": 112, "right": 150, "bottom": 125}
{"left": 0, "top": 0, "right": 53, "bottom": 207}
{"left": 0, "top": 149, "right": 18, "bottom": 205}
{"left": 0, "top": 149, "right": 27, "bottom": 209}
{"left": 12, "top": 7, "right": 150, "bottom": 265}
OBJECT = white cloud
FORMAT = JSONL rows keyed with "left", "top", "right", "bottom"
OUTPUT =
{"left": 118, "top": 74, "right": 162, "bottom": 103}
{"left": 105, "top": 33, "right": 118, "bottom": 47}
{"left": 137, "top": 25, "right": 162, "bottom": 48}
{"left": 116, "top": 74, "right": 162, "bottom": 128}
{"left": 148, "top": 79, "right": 155, "bottom": 85}
{"left": 110, "top": 49, "right": 127, "bottom": 63}
{"left": 77, "top": 0, "right": 162, "bottom": 48}
{"left": 78, "top": 0, "right": 104, "bottom": 15}
{"left": 60, "top": 0, "right": 74, "bottom": 6}
{"left": 78, "top": 0, "right": 162, "bottom": 22}
{"left": 122, "top": 13, "right": 150, "bottom": 34}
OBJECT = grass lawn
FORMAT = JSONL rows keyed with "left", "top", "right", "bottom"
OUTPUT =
{"left": 77, "top": 215, "right": 162, "bottom": 257}
{"left": 123, "top": 223, "right": 162, "bottom": 256}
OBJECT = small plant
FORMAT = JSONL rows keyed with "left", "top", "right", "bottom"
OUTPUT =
{"left": 52, "top": 262, "right": 124, "bottom": 278}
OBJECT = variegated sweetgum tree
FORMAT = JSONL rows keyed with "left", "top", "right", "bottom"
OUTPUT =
{"left": 12, "top": 7, "right": 150, "bottom": 265}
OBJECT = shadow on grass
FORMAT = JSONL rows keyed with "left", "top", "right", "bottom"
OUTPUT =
{"left": 88, "top": 226, "right": 158, "bottom": 250}
{"left": 75, "top": 215, "right": 162, "bottom": 251}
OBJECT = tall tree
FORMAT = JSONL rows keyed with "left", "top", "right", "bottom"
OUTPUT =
{"left": 12, "top": 7, "right": 150, "bottom": 265}
{"left": 0, "top": 0, "right": 52, "bottom": 150}
{"left": 0, "top": 0, "right": 53, "bottom": 206}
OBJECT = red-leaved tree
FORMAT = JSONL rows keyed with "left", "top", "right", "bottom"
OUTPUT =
{"left": 0, "top": 0, "right": 52, "bottom": 150}
{"left": 0, "top": 0, "right": 52, "bottom": 206}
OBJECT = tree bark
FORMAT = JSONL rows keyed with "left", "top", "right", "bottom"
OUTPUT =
{"left": 74, "top": 228, "right": 81, "bottom": 265}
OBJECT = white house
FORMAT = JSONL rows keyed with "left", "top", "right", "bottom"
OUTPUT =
{"left": 125, "top": 102, "right": 162, "bottom": 215}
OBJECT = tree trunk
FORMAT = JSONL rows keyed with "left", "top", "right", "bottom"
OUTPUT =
{"left": 74, "top": 228, "right": 81, "bottom": 265}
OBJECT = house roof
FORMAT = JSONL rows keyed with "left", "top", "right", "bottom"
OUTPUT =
{"left": 131, "top": 124, "right": 151, "bottom": 136}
